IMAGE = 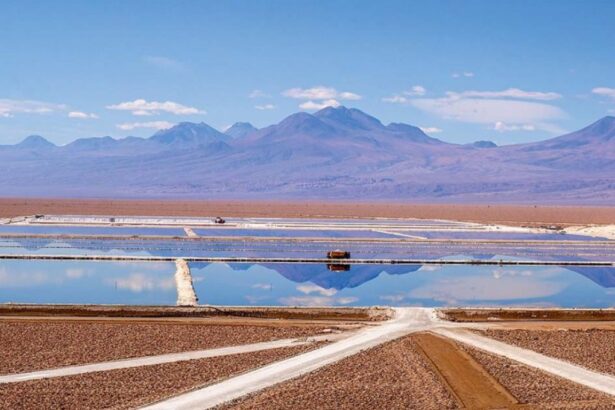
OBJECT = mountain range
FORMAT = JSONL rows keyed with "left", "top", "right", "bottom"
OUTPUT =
{"left": 1, "top": 106, "right": 614, "bottom": 203}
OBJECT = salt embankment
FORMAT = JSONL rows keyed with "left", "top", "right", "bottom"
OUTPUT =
{"left": 175, "top": 258, "right": 198, "bottom": 306}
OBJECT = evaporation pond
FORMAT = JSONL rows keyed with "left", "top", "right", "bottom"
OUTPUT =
{"left": 2, "top": 260, "right": 614, "bottom": 307}
{"left": 0, "top": 225, "right": 185, "bottom": 236}
{"left": 0, "top": 259, "right": 176, "bottom": 305}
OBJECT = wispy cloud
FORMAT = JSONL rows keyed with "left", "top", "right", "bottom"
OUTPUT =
{"left": 419, "top": 126, "right": 442, "bottom": 134}
{"left": 116, "top": 121, "right": 175, "bottom": 131}
{"left": 592, "top": 87, "right": 615, "bottom": 100}
{"left": 279, "top": 295, "right": 357, "bottom": 306}
{"left": 383, "top": 86, "right": 426, "bottom": 103}
{"left": 382, "top": 95, "right": 408, "bottom": 104}
{"left": 252, "top": 283, "right": 273, "bottom": 290}
{"left": 106, "top": 272, "right": 175, "bottom": 292}
{"left": 107, "top": 99, "right": 205, "bottom": 116}
{"left": 249, "top": 89, "right": 271, "bottom": 99}
{"left": 494, "top": 122, "right": 536, "bottom": 132}
{"left": 296, "top": 284, "right": 337, "bottom": 297}
{"left": 0, "top": 99, "right": 66, "bottom": 118}
{"left": 143, "top": 56, "right": 184, "bottom": 71}
{"left": 283, "top": 86, "right": 361, "bottom": 110}
{"left": 255, "top": 103, "right": 276, "bottom": 110}
{"left": 448, "top": 88, "right": 561, "bottom": 101}
{"left": 405, "top": 85, "right": 426, "bottom": 96}
{"left": 299, "top": 99, "right": 341, "bottom": 110}
{"left": 386, "top": 87, "right": 566, "bottom": 134}
{"left": 68, "top": 111, "right": 98, "bottom": 119}
{"left": 452, "top": 72, "right": 475, "bottom": 78}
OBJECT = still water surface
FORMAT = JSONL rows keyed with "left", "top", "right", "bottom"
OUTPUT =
{"left": 1, "top": 259, "right": 613, "bottom": 307}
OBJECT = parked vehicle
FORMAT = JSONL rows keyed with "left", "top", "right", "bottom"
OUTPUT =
{"left": 327, "top": 249, "right": 350, "bottom": 259}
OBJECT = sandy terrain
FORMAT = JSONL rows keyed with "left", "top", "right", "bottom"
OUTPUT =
{"left": 477, "top": 329, "right": 615, "bottom": 376}
{"left": 0, "top": 345, "right": 318, "bottom": 410}
{"left": 463, "top": 346, "right": 615, "bottom": 407}
{"left": 0, "top": 319, "right": 335, "bottom": 374}
{"left": 1, "top": 198, "right": 614, "bottom": 225}
{"left": 565, "top": 225, "right": 615, "bottom": 240}
{"left": 219, "top": 335, "right": 457, "bottom": 410}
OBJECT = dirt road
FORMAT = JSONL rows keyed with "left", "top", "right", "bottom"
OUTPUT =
{"left": 1, "top": 198, "right": 614, "bottom": 225}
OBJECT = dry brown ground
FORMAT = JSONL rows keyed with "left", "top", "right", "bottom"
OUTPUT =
{"left": 0, "top": 304, "right": 388, "bottom": 321}
{"left": 1, "top": 198, "right": 614, "bottom": 225}
{"left": 0, "top": 318, "right": 335, "bottom": 374}
{"left": 462, "top": 345, "right": 615, "bottom": 408}
{"left": 492, "top": 321, "right": 615, "bottom": 331}
{"left": 220, "top": 335, "right": 458, "bottom": 410}
{"left": 477, "top": 329, "right": 615, "bottom": 376}
{"left": 441, "top": 308, "right": 615, "bottom": 322}
{"left": 412, "top": 333, "right": 518, "bottom": 409}
{"left": 0, "top": 344, "right": 318, "bottom": 410}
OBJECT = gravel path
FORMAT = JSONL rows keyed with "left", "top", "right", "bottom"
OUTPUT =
{"left": 143, "top": 308, "right": 437, "bottom": 410}
{"left": 477, "top": 329, "right": 615, "bottom": 376}
{"left": 433, "top": 328, "right": 615, "bottom": 396}
{"left": 219, "top": 335, "right": 457, "bottom": 410}
{"left": 463, "top": 346, "right": 615, "bottom": 407}
{"left": 0, "top": 338, "right": 318, "bottom": 384}
{"left": 0, "top": 320, "right": 329, "bottom": 374}
{"left": 0, "top": 345, "right": 318, "bottom": 410}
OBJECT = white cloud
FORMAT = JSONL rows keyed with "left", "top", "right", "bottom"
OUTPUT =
{"left": 410, "top": 274, "right": 565, "bottom": 303}
{"left": 249, "top": 89, "right": 271, "bottom": 99}
{"left": 283, "top": 86, "right": 338, "bottom": 100}
{"left": 65, "top": 268, "right": 86, "bottom": 279}
{"left": 283, "top": 86, "right": 362, "bottom": 109}
{"left": 144, "top": 56, "right": 184, "bottom": 70}
{"left": 107, "top": 99, "right": 205, "bottom": 116}
{"left": 108, "top": 273, "right": 175, "bottom": 293}
{"left": 279, "top": 295, "right": 357, "bottom": 306}
{"left": 338, "top": 91, "right": 362, "bottom": 100}
{"left": 382, "top": 95, "right": 408, "bottom": 104}
{"left": 409, "top": 93, "right": 565, "bottom": 133}
{"left": 0, "top": 99, "right": 66, "bottom": 118}
{"left": 452, "top": 72, "right": 475, "bottom": 78}
{"left": 255, "top": 103, "right": 276, "bottom": 110}
{"left": 116, "top": 121, "right": 175, "bottom": 131}
{"left": 299, "top": 99, "right": 341, "bottom": 110}
{"left": 336, "top": 296, "right": 358, "bottom": 305}
{"left": 404, "top": 85, "right": 426, "bottom": 97}
{"left": 296, "top": 284, "right": 337, "bottom": 297}
{"left": 494, "top": 122, "right": 536, "bottom": 132}
{"left": 592, "top": 87, "right": 615, "bottom": 100}
{"left": 252, "top": 283, "right": 273, "bottom": 290}
{"left": 68, "top": 111, "right": 98, "bottom": 119}
{"left": 419, "top": 126, "right": 442, "bottom": 134}
{"left": 448, "top": 88, "right": 561, "bottom": 101}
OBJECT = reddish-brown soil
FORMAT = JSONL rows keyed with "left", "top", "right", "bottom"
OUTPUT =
{"left": 462, "top": 345, "right": 615, "bottom": 407}
{"left": 492, "top": 321, "right": 615, "bottom": 331}
{"left": 0, "top": 344, "right": 318, "bottom": 410}
{"left": 0, "top": 304, "right": 388, "bottom": 321}
{"left": 441, "top": 308, "right": 615, "bottom": 322}
{"left": 220, "top": 335, "right": 458, "bottom": 409}
{"left": 412, "top": 333, "right": 517, "bottom": 408}
{"left": 477, "top": 329, "right": 615, "bottom": 376}
{"left": 1, "top": 198, "right": 614, "bottom": 225}
{"left": 0, "top": 319, "right": 334, "bottom": 374}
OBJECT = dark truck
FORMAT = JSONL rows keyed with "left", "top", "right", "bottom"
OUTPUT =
{"left": 327, "top": 249, "right": 351, "bottom": 259}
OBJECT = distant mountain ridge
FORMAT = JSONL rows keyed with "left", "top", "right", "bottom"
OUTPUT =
{"left": 225, "top": 122, "right": 257, "bottom": 139}
{"left": 0, "top": 107, "right": 614, "bottom": 203}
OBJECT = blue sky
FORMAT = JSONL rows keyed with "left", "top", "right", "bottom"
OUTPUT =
{"left": 1, "top": 0, "right": 614, "bottom": 145}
